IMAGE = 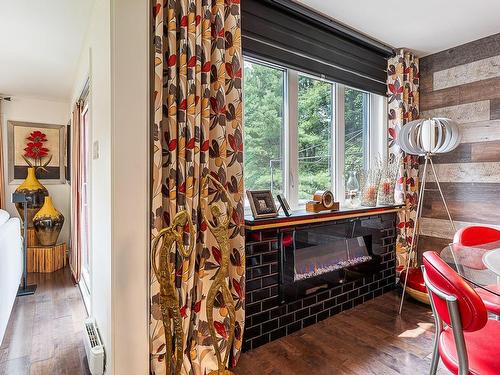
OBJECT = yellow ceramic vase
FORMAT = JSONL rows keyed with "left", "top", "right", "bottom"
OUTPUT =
{"left": 14, "top": 167, "right": 49, "bottom": 227}
{"left": 33, "top": 196, "right": 65, "bottom": 246}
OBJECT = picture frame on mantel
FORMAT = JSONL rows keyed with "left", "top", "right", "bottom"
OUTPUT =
{"left": 246, "top": 190, "right": 279, "bottom": 219}
{"left": 8, "top": 121, "right": 66, "bottom": 184}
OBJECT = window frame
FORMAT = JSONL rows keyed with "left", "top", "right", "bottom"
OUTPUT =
{"left": 243, "top": 56, "right": 387, "bottom": 211}
{"left": 80, "top": 99, "right": 92, "bottom": 297}
{"left": 294, "top": 71, "right": 335, "bottom": 205}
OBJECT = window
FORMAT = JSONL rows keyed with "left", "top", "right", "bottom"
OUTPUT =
{"left": 243, "top": 57, "right": 387, "bottom": 210}
{"left": 297, "top": 75, "right": 333, "bottom": 202}
{"left": 344, "top": 87, "right": 369, "bottom": 175}
{"left": 243, "top": 60, "right": 285, "bottom": 197}
{"left": 80, "top": 94, "right": 92, "bottom": 298}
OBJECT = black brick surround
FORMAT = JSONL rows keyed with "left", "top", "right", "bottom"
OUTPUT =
{"left": 243, "top": 212, "right": 397, "bottom": 351}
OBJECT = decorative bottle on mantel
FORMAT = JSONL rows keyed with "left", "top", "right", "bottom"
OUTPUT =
{"left": 345, "top": 171, "right": 361, "bottom": 208}
{"left": 14, "top": 167, "right": 49, "bottom": 227}
{"left": 33, "top": 196, "right": 65, "bottom": 246}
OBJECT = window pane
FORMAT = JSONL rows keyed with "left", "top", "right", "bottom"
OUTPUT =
{"left": 243, "top": 60, "right": 285, "bottom": 198}
{"left": 81, "top": 104, "right": 91, "bottom": 292}
{"left": 297, "top": 75, "right": 333, "bottom": 201}
{"left": 344, "top": 87, "right": 369, "bottom": 175}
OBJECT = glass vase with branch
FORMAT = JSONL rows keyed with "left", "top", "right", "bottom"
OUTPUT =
{"left": 360, "top": 156, "right": 382, "bottom": 207}
{"left": 377, "top": 154, "right": 401, "bottom": 206}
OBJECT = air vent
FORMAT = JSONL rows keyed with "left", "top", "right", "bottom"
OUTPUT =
{"left": 86, "top": 322, "right": 99, "bottom": 347}
{"left": 83, "top": 318, "right": 105, "bottom": 375}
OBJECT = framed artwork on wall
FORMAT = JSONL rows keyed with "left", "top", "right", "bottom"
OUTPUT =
{"left": 8, "top": 121, "right": 66, "bottom": 184}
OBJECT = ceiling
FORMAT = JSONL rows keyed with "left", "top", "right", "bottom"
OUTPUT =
{"left": 0, "top": 0, "right": 94, "bottom": 101}
{"left": 295, "top": 0, "right": 500, "bottom": 56}
{"left": 2, "top": 1, "right": 499, "bottom": 101}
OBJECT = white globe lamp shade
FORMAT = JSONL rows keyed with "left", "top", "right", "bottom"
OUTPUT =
{"left": 396, "top": 118, "right": 461, "bottom": 156}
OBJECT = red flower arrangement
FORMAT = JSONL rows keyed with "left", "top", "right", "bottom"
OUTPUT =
{"left": 27, "top": 130, "right": 47, "bottom": 143}
{"left": 23, "top": 130, "right": 52, "bottom": 170}
{"left": 24, "top": 142, "right": 49, "bottom": 158}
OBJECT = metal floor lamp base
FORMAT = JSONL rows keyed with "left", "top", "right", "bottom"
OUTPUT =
{"left": 17, "top": 284, "right": 37, "bottom": 297}
{"left": 399, "top": 153, "right": 456, "bottom": 314}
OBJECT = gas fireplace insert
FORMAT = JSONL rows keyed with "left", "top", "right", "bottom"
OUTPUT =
{"left": 280, "top": 219, "right": 382, "bottom": 302}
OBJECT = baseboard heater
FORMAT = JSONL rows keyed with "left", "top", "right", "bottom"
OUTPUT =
{"left": 84, "top": 318, "right": 105, "bottom": 375}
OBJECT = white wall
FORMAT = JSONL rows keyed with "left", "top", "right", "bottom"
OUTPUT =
{"left": 109, "top": 0, "right": 149, "bottom": 372}
{"left": 1, "top": 1, "right": 149, "bottom": 373}
{"left": 70, "top": 0, "right": 113, "bottom": 372}
{"left": 0, "top": 97, "right": 71, "bottom": 243}
{"left": 68, "top": 1, "right": 149, "bottom": 373}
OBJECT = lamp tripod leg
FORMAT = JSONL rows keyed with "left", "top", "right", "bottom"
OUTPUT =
{"left": 429, "top": 157, "right": 456, "bottom": 232}
{"left": 399, "top": 154, "right": 428, "bottom": 314}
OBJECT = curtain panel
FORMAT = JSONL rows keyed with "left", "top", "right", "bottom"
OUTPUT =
{"left": 0, "top": 101, "right": 5, "bottom": 209}
{"left": 151, "top": 1, "right": 244, "bottom": 374}
{"left": 387, "top": 49, "right": 420, "bottom": 269}
{"left": 70, "top": 102, "right": 82, "bottom": 283}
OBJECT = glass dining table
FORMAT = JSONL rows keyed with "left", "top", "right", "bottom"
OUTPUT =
{"left": 439, "top": 240, "right": 500, "bottom": 297}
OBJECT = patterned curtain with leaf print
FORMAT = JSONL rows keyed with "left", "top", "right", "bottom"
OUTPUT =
{"left": 387, "top": 49, "right": 420, "bottom": 270}
{"left": 151, "top": 1, "right": 244, "bottom": 374}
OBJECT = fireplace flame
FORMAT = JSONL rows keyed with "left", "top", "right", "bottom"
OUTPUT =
{"left": 295, "top": 256, "right": 373, "bottom": 281}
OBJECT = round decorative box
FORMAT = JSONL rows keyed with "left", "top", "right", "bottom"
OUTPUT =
{"left": 14, "top": 167, "right": 49, "bottom": 227}
{"left": 33, "top": 196, "right": 65, "bottom": 246}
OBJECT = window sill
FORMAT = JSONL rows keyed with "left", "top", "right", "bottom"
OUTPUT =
{"left": 244, "top": 204, "right": 403, "bottom": 231}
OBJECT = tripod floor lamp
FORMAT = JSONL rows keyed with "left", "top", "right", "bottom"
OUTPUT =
{"left": 397, "top": 118, "right": 461, "bottom": 314}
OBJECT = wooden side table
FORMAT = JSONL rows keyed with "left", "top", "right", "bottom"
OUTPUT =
{"left": 27, "top": 243, "right": 67, "bottom": 273}
{"left": 27, "top": 228, "right": 38, "bottom": 247}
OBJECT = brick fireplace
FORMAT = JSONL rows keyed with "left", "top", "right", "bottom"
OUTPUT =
{"left": 243, "top": 207, "right": 399, "bottom": 351}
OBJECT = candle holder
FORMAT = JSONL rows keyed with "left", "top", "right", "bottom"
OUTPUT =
{"left": 376, "top": 178, "right": 395, "bottom": 205}
{"left": 360, "top": 168, "right": 381, "bottom": 207}
{"left": 377, "top": 157, "right": 400, "bottom": 206}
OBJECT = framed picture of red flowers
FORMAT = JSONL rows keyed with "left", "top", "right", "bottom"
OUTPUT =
{"left": 7, "top": 121, "right": 66, "bottom": 183}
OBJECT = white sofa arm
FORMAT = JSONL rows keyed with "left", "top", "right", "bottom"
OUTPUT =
{"left": 0, "top": 217, "right": 23, "bottom": 344}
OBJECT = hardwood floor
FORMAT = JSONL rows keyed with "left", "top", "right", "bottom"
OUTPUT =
{"left": 1, "top": 270, "right": 451, "bottom": 374}
{"left": 0, "top": 268, "right": 90, "bottom": 375}
{"left": 235, "top": 291, "right": 452, "bottom": 375}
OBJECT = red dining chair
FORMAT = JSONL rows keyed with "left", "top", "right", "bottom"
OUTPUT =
{"left": 454, "top": 226, "right": 500, "bottom": 247}
{"left": 454, "top": 226, "right": 500, "bottom": 316}
{"left": 422, "top": 251, "right": 500, "bottom": 375}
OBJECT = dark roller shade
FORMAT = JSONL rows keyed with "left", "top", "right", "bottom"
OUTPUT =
{"left": 242, "top": 0, "right": 394, "bottom": 95}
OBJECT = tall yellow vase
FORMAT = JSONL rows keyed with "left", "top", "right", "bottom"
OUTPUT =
{"left": 33, "top": 196, "right": 65, "bottom": 246}
{"left": 14, "top": 167, "right": 49, "bottom": 227}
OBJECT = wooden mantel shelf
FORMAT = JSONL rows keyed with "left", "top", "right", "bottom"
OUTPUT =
{"left": 245, "top": 204, "right": 404, "bottom": 231}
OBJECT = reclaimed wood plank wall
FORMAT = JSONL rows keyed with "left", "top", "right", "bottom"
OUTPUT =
{"left": 418, "top": 33, "right": 500, "bottom": 256}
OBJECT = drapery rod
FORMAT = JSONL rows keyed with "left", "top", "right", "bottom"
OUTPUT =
{"left": 243, "top": 34, "right": 386, "bottom": 86}
{"left": 78, "top": 78, "right": 91, "bottom": 102}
